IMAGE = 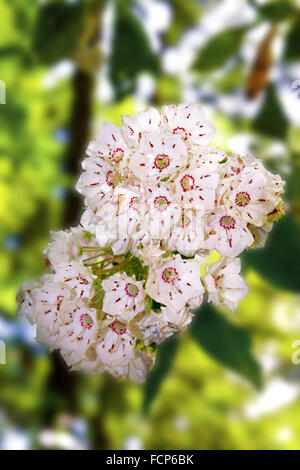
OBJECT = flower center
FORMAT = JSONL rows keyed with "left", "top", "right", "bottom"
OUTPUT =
{"left": 80, "top": 313, "right": 93, "bottom": 330}
{"left": 173, "top": 127, "right": 187, "bottom": 139}
{"left": 235, "top": 191, "right": 251, "bottom": 207}
{"left": 180, "top": 174, "right": 195, "bottom": 192}
{"left": 154, "top": 154, "right": 170, "bottom": 170}
{"left": 162, "top": 267, "right": 178, "bottom": 283}
{"left": 110, "top": 320, "right": 127, "bottom": 335}
{"left": 219, "top": 215, "right": 236, "bottom": 230}
{"left": 125, "top": 283, "right": 139, "bottom": 297}
{"left": 154, "top": 195, "right": 170, "bottom": 211}
{"left": 111, "top": 147, "right": 124, "bottom": 163}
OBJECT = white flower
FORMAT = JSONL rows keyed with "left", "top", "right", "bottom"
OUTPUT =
{"left": 40, "top": 298, "right": 98, "bottom": 365}
{"left": 221, "top": 166, "right": 282, "bottom": 227}
{"left": 204, "top": 209, "right": 254, "bottom": 257}
{"left": 248, "top": 221, "right": 273, "bottom": 248}
{"left": 138, "top": 306, "right": 193, "bottom": 345}
{"left": 130, "top": 238, "right": 165, "bottom": 267}
{"left": 129, "top": 130, "right": 188, "bottom": 183}
{"left": 17, "top": 278, "right": 72, "bottom": 333}
{"left": 68, "top": 349, "right": 105, "bottom": 375}
{"left": 44, "top": 227, "right": 98, "bottom": 269}
{"left": 170, "top": 164, "right": 219, "bottom": 211}
{"left": 189, "top": 146, "right": 229, "bottom": 171}
{"left": 65, "top": 331, "right": 153, "bottom": 383}
{"left": 146, "top": 255, "right": 204, "bottom": 311}
{"left": 166, "top": 208, "right": 204, "bottom": 257}
{"left": 96, "top": 317, "right": 136, "bottom": 368}
{"left": 268, "top": 171, "right": 285, "bottom": 195}
{"left": 125, "top": 350, "right": 154, "bottom": 384}
{"left": 80, "top": 207, "right": 99, "bottom": 228}
{"left": 76, "top": 157, "right": 116, "bottom": 209}
{"left": 16, "top": 102, "right": 286, "bottom": 383}
{"left": 122, "top": 107, "right": 161, "bottom": 146}
{"left": 161, "top": 103, "right": 215, "bottom": 151}
{"left": 204, "top": 257, "right": 248, "bottom": 311}
{"left": 93, "top": 220, "right": 120, "bottom": 252}
{"left": 143, "top": 184, "right": 181, "bottom": 240}
{"left": 105, "top": 349, "right": 154, "bottom": 384}
{"left": 98, "top": 185, "right": 144, "bottom": 237}
{"left": 221, "top": 153, "right": 257, "bottom": 178}
{"left": 91, "top": 185, "right": 146, "bottom": 255}
{"left": 16, "top": 282, "right": 37, "bottom": 323}
{"left": 111, "top": 237, "right": 131, "bottom": 256}
{"left": 102, "top": 273, "right": 146, "bottom": 321}
{"left": 54, "top": 261, "right": 95, "bottom": 300}
{"left": 87, "top": 122, "right": 130, "bottom": 169}
{"left": 44, "top": 230, "right": 75, "bottom": 268}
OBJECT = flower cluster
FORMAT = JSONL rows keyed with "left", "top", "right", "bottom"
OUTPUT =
{"left": 17, "top": 103, "right": 285, "bottom": 383}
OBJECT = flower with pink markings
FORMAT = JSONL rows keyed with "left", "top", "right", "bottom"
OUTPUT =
{"left": 204, "top": 209, "right": 254, "bottom": 257}
{"left": 16, "top": 102, "right": 285, "bottom": 383}
{"left": 166, "top": 208, "right": 204, "bottom": 257}
{"left": 162, "top": 103, "right": 215, "bottom": 151}
{"left": 76, "top": 157, "right": 116, "bottom": 210}
{"left": 87, "top": 122, "right": 130, "bottom": 169}
{"left": 221, "top": 166, "right": 284, "bottom": 226}
{"left": 54, "top": 261, "right": 95, "bottom": 300}
{"left": 17, "top": 278, "right": 71, "bottom": 333}
{"left": 204, "top": 257, "right": 248, "bottom": 311}
{"left": 146, "top": 255, "right": 204, "bottom": 311}
{"left": 96, "top": 317, "right": 136, "bottom": 368}
{"left": 171, "top": 164, "right": 219, "bottom": 211}
{"left": 44, "top": 227, "right": 98, "bottom": 269}
{"left": 122, "top": 107, "right": 161, "bottom": 146}
{"left": 129, "top": 130, "right": 188, "bottom": 183}
{"left": 143, "top": 184, "right": 181, "bottom": 240}
{"left": 40, "top": 297, "right": 98, "bottom": 366}
{"left": 102, "top": 272, "right": 146, "bottom": 321}
{"left": 137, "top": 306, "right": 193, "bottom": 346}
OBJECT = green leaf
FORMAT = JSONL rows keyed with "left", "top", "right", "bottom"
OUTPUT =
{"left": 122, "top": 253, "right": 149, "bottom": 281}
{"left": 258, "top": 1, "right": 295, "bottom": 21}
{"left": 253, "top": 84, "right": 288, "bottom": 139}
{"left": 285, "top": 161, "right": 300, "bottom": 203}
{"left": 163, "top": 0, "right": 202, "bottom": 46}
{"left": 192, "top": 28, "right": 246, "bottom": 71}
{"left": 110, "top": 0, "right": 159, "bottom": 99}
{"left": 242, "top": 215, "right": 300, "bottom": 292}
{"left": 143, "top": 334, "right": 179, "bottom": 412}
{"left": 190, "top": 304, "right": 262, "bottom": 388}
{"left": 32, "top": 3, "right": 85, "bottom": 65}
{"left": 284, "top": 16, "right": 300, "bottom": 61}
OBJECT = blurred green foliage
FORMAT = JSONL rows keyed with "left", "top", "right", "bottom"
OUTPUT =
{"left": 0, "top": 0, "right": 300, "bottom": 451}
{"left": 190, "top": 304, "right": 262, "bottom": 389}
{"left": 253, "top": 84, "right": 288, "bottom": 139}
{"left": 144, "top": 334, "right": 179, "bottom": 413}
{"left": 193, "top": 27, "right": 247, "bottom": 71}
{"left": 32, "top": 1, "right": 86, "bottom": 65}
{"left": 110, "top": 0, "right": 160, "bottom": 99}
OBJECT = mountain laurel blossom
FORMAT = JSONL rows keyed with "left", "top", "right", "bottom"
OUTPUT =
{"left": 17, "top": 103, "right": 285, "bottom": 383}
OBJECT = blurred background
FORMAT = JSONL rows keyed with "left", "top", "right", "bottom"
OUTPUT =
{"left": 0, "top": 0, "right": 300, "bottom": 450}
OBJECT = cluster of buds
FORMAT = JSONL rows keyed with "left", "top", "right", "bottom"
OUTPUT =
{"left": 17, "top": 103, "right": 285, "bottom": 383}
